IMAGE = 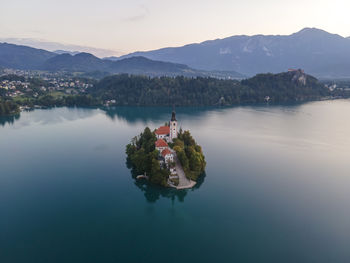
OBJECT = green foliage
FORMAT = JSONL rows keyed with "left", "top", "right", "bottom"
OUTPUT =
{"left": 126, "top": 127, "right": 170, "bottom": 187}
{"left": 177, "top": 149, "right": 189, "bottom": 170}
{"left": 126, "top": 127, "right": 206, "bottom": 186}
{"left": 0, "top": 99, "right": 19, "bottom": 115}
{"left": 150, "top": 158, "right": 169, "bottom": 186}
{"left": 28, "top": 77, "right": 50, "bottom": 89}
{"left": 89, "top": 71, "right": 330, "bottom": 106}
{"left": 0, "top": 70, "right": 335, "bottom": 116}
{"left": 174, "top": 130, "right": 206, "bottom": 181}
{"left": 173, "top": 138, "right": 184, "bottom": 149}
{"left": 241, "top": 71, "right": 329, "bottom": 102}
{"left": 14, "top": 94, "right": 100, "bottom": 108}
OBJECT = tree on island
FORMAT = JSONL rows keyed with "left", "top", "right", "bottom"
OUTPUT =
{"left": 126, "top": 127, "right": 170, "bottom": 187}
{"left": 126, "top": 127, "right": 206, "bottom": 187}
{"left": 172, "top": 130, "right": 206, "bottom": 181}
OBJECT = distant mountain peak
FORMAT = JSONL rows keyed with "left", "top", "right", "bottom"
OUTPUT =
{"left": 74, "top": 52, "right": 98, "bottom": 58}
{"left": 3, "top": 28, "right": 350, "bottom": 78}
{"left": 293, "top": 27, "right": 341, "bottom": 38}
{"left": 117, "top": 27, "right": 350, "bottom": 78}
{"left": 297, "top": 27, "right": 326, "bottom": 33}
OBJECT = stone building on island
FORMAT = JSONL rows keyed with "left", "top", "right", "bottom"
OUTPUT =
{"left": 154, "top": 126, "right": 170, "bottom": 141}
{"left": 153, "top": 111, "right": 197, "bottom": 189}
{"left": 161, "top": 148, "right": 174, "bottom": 163}
{"left": 155, "top": 111, "right": 178, "bottom": 143}
{"left": 155, "top": 138, "right": 168, "bottom": 152}
{"left": 154, "top": 111, "right": 178, "bottom": 173}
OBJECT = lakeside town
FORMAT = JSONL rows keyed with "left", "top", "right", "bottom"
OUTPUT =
{"left": 0, "top": 69, "right": 93, "bottom": 99}
{"left": 1, "top": 67, "right": 350, "bottom": 117}
{"left": 1, "top": 68, "right": 350, "bottom": 104}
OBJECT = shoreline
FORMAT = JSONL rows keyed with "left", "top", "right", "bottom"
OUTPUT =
{"left": 1, "top": 95, "right": 350, "bottom": 117}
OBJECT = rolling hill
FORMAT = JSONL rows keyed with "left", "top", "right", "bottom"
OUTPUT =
{"left": 89, "top": 69, "right": 329, "bottom": 106}
{"left": 0, "top": 37, "right": 121, "bottom": 57}
{"left": 0, "top": 43, "right": 243, "bottom": 78}
{"left": 0, "top": 43, "right": 55, "bottom": 70}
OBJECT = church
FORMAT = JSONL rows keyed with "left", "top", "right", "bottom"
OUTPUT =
{"left": 155, "top": 111, "right": 178, "bottom": 143}
{"left": 154, "top": 111, "right": 178, "bottom": 165}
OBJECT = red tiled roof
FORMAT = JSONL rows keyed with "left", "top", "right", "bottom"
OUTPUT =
{"left": 155, "top": 126, "right": 170, "bottom": 135}
{"left": 161, "top": 148, "right": 172, "bottom": 157}
{"left": 155, "top": 139, "right": 168, "bottom": 147}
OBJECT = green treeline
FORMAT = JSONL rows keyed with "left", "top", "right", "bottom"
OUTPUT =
{"left": 90, "top": 71, "right": 330, "bottom": 106}
{"left": 126, "top": 127, "right": 170, "bottom": 187}
{"left": 0, "top": 70, "right": 337, "bottom": 116}
{"left": 172, "top": 130, "right": 206, "bottom": 181}
{"left": 241, "top": 72, "right": 330, "bottom": 102}
{"left": 0, "top": 99, "right": 19, "bottom": 115}
{"left": 18, "top": 94, "right": 99, "bottom": 108}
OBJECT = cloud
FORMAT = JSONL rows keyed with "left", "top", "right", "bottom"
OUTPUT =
{"left": 122, "top": 4, "right": 149, "bottom": 22}
{"left": 123, "top": 14, "right": 147, "bottom": 22}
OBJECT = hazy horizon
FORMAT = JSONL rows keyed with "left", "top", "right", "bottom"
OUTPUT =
{"left": 1, "top": 0, "right": 350, "bottom": 56}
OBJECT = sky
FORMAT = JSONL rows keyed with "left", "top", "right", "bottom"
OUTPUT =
{"left": 1, "top": 0, "right": 350, "bottom": 55}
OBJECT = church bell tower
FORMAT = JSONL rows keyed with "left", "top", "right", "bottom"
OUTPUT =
{"left": 170, "top": 111, "right": 177, "bottom": 141}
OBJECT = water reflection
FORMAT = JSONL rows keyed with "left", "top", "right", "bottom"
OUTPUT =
{"left": 1, "top": 106, "right": 223, "bottom": 127}
{"left": 2, "top": 100, "right": 350, "bottom": 262}
{"left": 0, "top": 114, "right": 20, "bottom": 127}
{"left": 0, "top": 104, "right": 305, "bottom": 128}
{"left": 133, "top": 173, "right": 206, "bottom": 203}
{"left": 0, "top": 107, "right": 100, "bottom": 128}
{"left": 103, "top": 106, "right": 224, "bottom": 124}
{"left": 127, "top": 158, "right": 206, "bottom": 203}
{"left": 29, "top": 107, "right": 99, "bottom": 125}
{"left": 0, "top": 101, "right": 325, "bottom": 128}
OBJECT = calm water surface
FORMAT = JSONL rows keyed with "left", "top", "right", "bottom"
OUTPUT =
{"left": 1, "top": 100, "right": 350, "bottom": 263}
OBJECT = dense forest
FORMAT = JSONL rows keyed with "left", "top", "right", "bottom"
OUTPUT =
{"left": 126, "top": 127, "right": 206, "bottom": 187}
{"left": 0, "top": 99, "right": 19, "bottom": 115}
{"left": 241, "top": 71, "right": 330, "bottom": 102}
{"left": 90, "top": 70, "right": 331, "bottom": 106}
{"left": 171, "top": 130, "right": 206, "bottom": 181}
{"left": 15, "top": 95, "right": 99, "bottom": 108}
{"left": 0, "top": 70, "right": 345, "bottom": 116}
{"left": 126, "top": 127, "right": 170, "bottom": 187}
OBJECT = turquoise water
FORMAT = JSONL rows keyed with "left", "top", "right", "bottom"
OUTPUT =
{"left": 1, "top": 100, "right": 350, "bottom": 263}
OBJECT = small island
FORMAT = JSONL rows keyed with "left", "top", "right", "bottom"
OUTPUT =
{"left": 126, "top": 111, "right": 206, "bottom": 189}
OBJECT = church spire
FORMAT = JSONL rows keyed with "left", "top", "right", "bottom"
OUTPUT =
{"left": 171, "top": 104, "right": 177, "bottom": 121}
{"left": 171, "top": 111, "right": 177, "bottom": 121}
{"left": 170, "top": 107, "right": 177, "bottom": 141}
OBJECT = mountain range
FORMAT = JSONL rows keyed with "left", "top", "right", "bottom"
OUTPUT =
{"left": 0, "top": 43, "right": 244, "bottom": 78}
{"left": 113, "top": 28, "right": 350, "bottom": 78}
{"left": 2, "top": 28, "right": 350, "bottom": 78}
{"left": 0, "top": 38, "right": 121, "bottom": 58}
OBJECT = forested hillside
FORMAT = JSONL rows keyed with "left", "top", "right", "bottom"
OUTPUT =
{"left": 0, "top": 70, "right": 336, "bottom": 116}
{"left": 90, "top": 70, "right": 330, "bottom": 106}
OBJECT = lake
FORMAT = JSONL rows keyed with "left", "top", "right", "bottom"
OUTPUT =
{"left": 1, "top": 100, "right": 350, "bottom": 263}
